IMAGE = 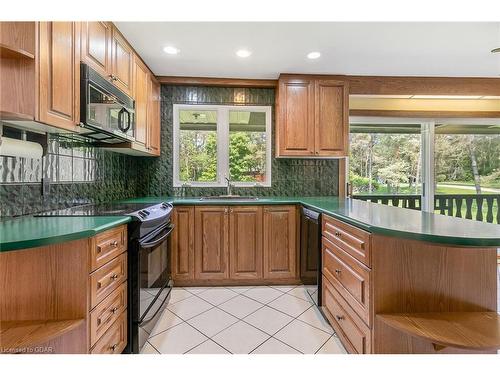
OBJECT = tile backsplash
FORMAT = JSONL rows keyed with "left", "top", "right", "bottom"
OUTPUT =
{"left": 0, "top": 85, "right": 339, "bottom": 218}
{"left": 0, "top": 134, "right": 138, "bottom": 217}
{"left": 136, "top": 85, "right": 340, "bottom": 198}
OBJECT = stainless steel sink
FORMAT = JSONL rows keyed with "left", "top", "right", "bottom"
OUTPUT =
{"left": 199, "top": 195, "right": 259, "bottom": 201}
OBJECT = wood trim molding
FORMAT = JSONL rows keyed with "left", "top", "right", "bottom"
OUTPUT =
{"left": 349, "top": 109, "right": 500, "bottom": 118}
{"left": 338, "top": 158, "right": 346, "bottom": 198}
{"left": 280, "top": 73, "right": 500, "bottom": 96}
{"left": 347, "top": 75, "right": 500, "bottom": 96}
{"left": 156, "top": 76, "right": 278, "bottom": 88}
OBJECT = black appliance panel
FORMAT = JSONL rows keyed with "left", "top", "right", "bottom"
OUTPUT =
{"left": 300, "top": 207, "right": 322, "bottom": 307}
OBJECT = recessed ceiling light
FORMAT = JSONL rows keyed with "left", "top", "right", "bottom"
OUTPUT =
{"left": 307, "top": 51, "right": 321, "bottom": 59}
{"left": 163, "top": 46, "right": 179, "bottom": 55}
{"left": 491, "top": 48, "right": 500, "bottom": 53}
{"left": 236, "top": 49, "right": 252, "bottom": 58}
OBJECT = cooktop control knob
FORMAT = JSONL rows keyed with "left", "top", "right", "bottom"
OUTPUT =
{"left": 161, "top": 202, "right": 172, "bottom": 210}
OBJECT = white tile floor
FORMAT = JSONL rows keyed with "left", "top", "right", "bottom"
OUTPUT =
{"left": 141, "top": 285, "right": 347, "bottom": 354}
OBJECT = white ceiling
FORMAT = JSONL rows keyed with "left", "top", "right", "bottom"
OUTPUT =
{"left": 115, "top": 22, "right": 500, "bottom": 79}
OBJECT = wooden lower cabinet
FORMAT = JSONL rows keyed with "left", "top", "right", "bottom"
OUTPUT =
{"left": 320, "top": 213, "right": 498, "bottom": 354}
{"left": 171, "top": 205, "right": 298, "bottom": 285}
{"left": 90, "top": 311, "right": 127, "bottom": 354}
{"left": 88, "top": 225, "right": 128, "bottom": 354}
{"left": 263, "top": 205, "right": 298, "bottom": 279}
{"left": 0, "top": 225, "right": 128, "bottom": 354}
{"left": 229, "top": 206, "right": 263, "bottom": 280}
{"left": 322, "top": 276, "right": 371, "bottom": 354}
{"left": 194, "top": 206, "right": 229, "bottom": 280}
{"left": 171, "top": 206, "right": 195, "bottom": 281}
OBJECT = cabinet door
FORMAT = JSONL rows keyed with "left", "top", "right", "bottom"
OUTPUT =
{"left": 171, "top": 206, "right": 195, "bottom": 281}
{"left": 229, "top": 206, "right": 263, "bottom": 280}
{"left": 194, "top": 206, "right": 229, "bottom": 280}
{"left": 38, "top": 22, "right": 80, "bottom": 131}
{"left": 276, "top": 77, "right": 315, "bottom": 157}
{"left": 263, "top": 206, "right": 298, "bottom": 279}
{"left": 133, "top": 56, "right": 148, "bottom": 146}
{"left": 147, "top": 77, "right": 161, "bottom": 155}
{"left": 314, "top": 80, "right": 349, "bottom": 157}
{"left": 111, "top": 27, "right": 133, "bottom": 97}
{"left": 80, "top": 21, "right": 112, "bottom": 78}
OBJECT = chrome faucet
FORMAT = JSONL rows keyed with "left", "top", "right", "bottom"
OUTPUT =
{"left": 225, "top": 177, "right": 233, "bottom": 196}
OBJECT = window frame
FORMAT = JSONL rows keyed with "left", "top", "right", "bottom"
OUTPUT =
{"left": 348, "top": 116, "right": 500, "bottom": 212}
{"left": 173, "top": 104, "right": 272, "bottom": 188}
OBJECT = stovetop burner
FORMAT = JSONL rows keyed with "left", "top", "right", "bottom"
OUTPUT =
{"left": 35, "top": 201, "right": 173, "bottom": 224}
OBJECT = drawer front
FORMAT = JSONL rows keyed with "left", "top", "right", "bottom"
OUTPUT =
{"left": 322, "top": 238, "right": 371, "bottom": 326}
{"left": 90, "top": 253, "right": 127, "bottom": 308}
{"left": 322, "top": 215, "right": 371, "bottom": 267}
{"left": 90, "top": 311, "right": 127, "bottom": 354}
{"left": 90, "top": 281, "right": 127, "bottom": 346}
{"left": 322, "top": 276, "right": 371, "bottom": 354}
{"left": 91, "top": 225, "right": 127, "bottom": 272}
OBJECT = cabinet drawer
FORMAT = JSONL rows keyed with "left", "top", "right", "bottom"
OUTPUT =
{"left": 91, "top": 225, "right": 127, "bottom": 272}
{"left": 90, "top": 253, "right": 127, "bottom": 308}
{"left": 322, "top": 238, "right": 371, "bottom": 326}
{"left": 90, "top": 281, "right": 127, "bottom": 346}
{"left": 322, "top": 276, "right": 371, "bottom": 354}
{"left": 322, "top": 215, "right": 371, "bottom": 267}
{"left": 90, "top": 311, "right": 127, "bottom": 354}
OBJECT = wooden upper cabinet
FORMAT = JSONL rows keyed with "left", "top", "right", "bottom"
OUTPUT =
{"left": 80, "top": 22, "right": 112, "bottom": 78}
{"left": 276, "top": 75, "right": 349, "bottom": 158}
{"left": 171, "top": 206, "right": 195, "bottom": 281}
{"left": 229, "top": 206, "right": 263, "bottom": 280}
{"left": 147, "top": 77, "right": 161, "bottom": 155}
{"left": 263, "top": 205, "right": 298, "bottom": 279}
{"left": 38, "top": 22, "right": 80, "bottom": 131}
{"left": 111, "top": 28, "right": 133, "bottom": 97}
{"left": 133, "top": 56, "right": 148, "bottom": 146}
{"left": 315, "top": 80, "right": 349, "bottom": 156}
{"left": 194, "top": 206, "right": 229, "bottom": 280}
{"left": 277, "top": 77, "right": 315, "bottom": 156}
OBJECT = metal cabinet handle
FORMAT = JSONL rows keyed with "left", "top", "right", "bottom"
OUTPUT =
{"left": 335, "top": 269, "right": 342, "bottom": 275}
{"left": 111, "top": 240, "right": 118, "bottom": 247}
{"left": 334, "top": 231, "right": 341, "bottom": 237}
{"left": 111, "top": 306, "right": 119, "bottom": 313}
{"left": 111, "top": 274, "right": 119, "bottom": 280}
{"left": 224, "top": 208, "right": 228, "bottom": 213}
{"left": 335, "top": 315, "right": 345, "bottom": 321}
{"left": 110, "top": 344, "right": 118, "bottom": 352}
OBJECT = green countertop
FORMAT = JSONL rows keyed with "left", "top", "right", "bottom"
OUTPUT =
{"left": 126, "top": 196, "right": 500, "bottom": 247}
{"left": 1, "top": 196, "right": 499, "bottom": 252}
{"left": 0, "top": 216, "right": 131, "bottom": 252}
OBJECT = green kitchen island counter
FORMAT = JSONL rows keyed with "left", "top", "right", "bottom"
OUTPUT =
{"left": 124, "top": 196, "right": 500, "bottom": 247}
{"left": 0, "top": 216, "right": 131, "bottom": 252}
{"left": 2, "top": 196, "right": 499, "bottom": 252}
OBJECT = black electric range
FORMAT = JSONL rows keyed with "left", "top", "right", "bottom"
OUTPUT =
{"left": 36, "top": 201, "right": 174, "bottom": 354}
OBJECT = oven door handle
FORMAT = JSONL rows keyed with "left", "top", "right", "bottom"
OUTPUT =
{"left": 138, "top": 280, "right": 173, "bottom": 325}
{"left": 139, "top": 225, "right": 174, "bottom": 249}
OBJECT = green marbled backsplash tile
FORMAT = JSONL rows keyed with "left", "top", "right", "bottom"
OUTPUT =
{"left": 0, "top": 85, "right": 339, "bottom": 217}
{"left": 0, "top": 134, "right": 138, "bottom": 217}
{"left": 136, "top": 85, "right": 339, "bottom": 197}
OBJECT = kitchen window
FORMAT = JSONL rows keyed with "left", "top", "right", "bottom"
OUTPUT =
{"left": 173, "top": 104, "right": 272, "bottom": 187}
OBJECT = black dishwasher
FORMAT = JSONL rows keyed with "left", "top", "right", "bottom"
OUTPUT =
{"left": 300, "top": 207, "right": 322, "bottom": 306}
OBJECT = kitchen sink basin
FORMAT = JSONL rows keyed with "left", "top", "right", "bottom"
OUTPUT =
{"left": 199, "top": 195, "right": 259, "bottom": 201}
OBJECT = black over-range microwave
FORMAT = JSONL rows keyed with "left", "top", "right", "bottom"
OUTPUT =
{"left": 79, "top": 63, "right": 136, "bottom": 144}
